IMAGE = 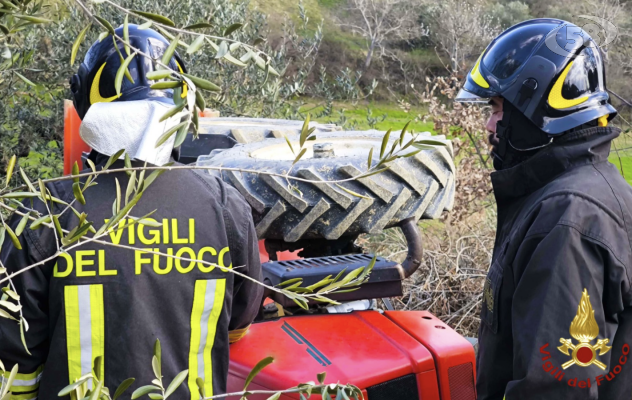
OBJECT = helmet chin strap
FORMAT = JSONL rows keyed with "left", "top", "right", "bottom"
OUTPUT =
{"left": 508, "top": 137, "right": 554, "bottom": 152}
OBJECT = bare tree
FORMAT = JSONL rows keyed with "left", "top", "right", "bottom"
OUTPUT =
{"left": 425, "top": 0, "right": 501, "bottom": 73}
{"left": 339, "top": 0, "right": 426, "bottom": 71}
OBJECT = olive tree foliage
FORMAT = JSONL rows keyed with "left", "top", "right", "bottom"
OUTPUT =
{"left": 0, "top": 0, "right": 66, "bottom": 181}
{"left": 422, "top": 0, "right": 502, "bottom": 73}
{"left": 338, "top": 0, "right": 427, "bottom": 71}
{"left": 0, "top": 0, "right": 366, "bottom": 189}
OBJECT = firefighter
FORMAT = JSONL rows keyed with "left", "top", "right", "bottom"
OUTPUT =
{"left": 0, "top": 25, "right": 263, "bottom": 399}
{"left": 457, "top": 19, "right": 632, "bottom": 399}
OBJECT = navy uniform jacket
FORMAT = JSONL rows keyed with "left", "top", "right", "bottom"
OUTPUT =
{"left": 0, "top": 157, "right": 263, "bottom": 399}
{"left": 477, "top": 126, "right": 632, "bottom": 399}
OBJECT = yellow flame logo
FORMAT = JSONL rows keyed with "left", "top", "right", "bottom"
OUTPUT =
{"left": 558, "top": 289, "right": 611, "bottom": 370}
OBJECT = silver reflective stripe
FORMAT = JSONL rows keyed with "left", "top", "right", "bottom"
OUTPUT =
{"left": 197, "top": 280, "right": 217, "bottom": 381}
{"left": 78, "top": 285, "right": 93, "bottom": 389}
{"left": 12, "top": 373, "right": 42, "bottom": 387}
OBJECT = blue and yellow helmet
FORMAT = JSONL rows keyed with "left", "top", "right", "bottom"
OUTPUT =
{"left": 456, "top": 18, "right": 616, "bottom": 134}
{"left": 70, "top": 25, "right": 187, "bottom": 120}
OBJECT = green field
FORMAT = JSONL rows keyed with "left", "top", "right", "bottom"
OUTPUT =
{"left": 609, "top": 154, "right": 632, "bottom": 185}
{"left": 304, "top": 101, "right": 435, "bottom": 133}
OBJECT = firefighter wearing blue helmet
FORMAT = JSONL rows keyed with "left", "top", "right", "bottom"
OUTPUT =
{"left": 457, "top": 19, "right": 632, "bottom": 399}
{"left": 0, "top": 26, "right": 263, "bottom": 399}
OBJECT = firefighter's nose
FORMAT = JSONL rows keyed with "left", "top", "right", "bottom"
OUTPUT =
{"left": 486, "top": 111, "right": 502, "bottom": 134}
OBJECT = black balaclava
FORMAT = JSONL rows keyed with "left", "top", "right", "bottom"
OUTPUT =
{"left": 492, "top": 99, "right": 549, "bottom": 170}
{"left": 492, "top": 98, "right": 598, "bottom": 170}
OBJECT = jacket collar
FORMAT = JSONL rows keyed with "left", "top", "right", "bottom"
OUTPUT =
{"left": 491, "top": 126, "right": 621, "bottom": 201}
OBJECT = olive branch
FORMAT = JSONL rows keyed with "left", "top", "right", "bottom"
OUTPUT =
{"left": 1, "top": 339, "right": 363, "bottom": 400}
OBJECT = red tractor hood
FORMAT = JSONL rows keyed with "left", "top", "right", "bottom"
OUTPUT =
{"left": 228, "top": 310, "right": 476, "bottom": 400}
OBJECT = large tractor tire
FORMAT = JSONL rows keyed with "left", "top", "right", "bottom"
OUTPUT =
{"left": 197, "top": 131, "right": 455, "bottom": 242}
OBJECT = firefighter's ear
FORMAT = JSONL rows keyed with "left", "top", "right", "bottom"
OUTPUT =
{"left": 171, "top": 145, "right": 181, "bottom": 162}
{"left": 70, "top": 74, "right": 81, "bottom": 95}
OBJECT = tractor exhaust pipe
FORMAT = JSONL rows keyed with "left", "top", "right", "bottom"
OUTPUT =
{"left": 399, "top": 218, "right": 424, "bottom": 279}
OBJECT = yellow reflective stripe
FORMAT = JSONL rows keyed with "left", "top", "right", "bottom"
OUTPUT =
{"left": 204, "top": 279, "right": 225, "bottom": 395}
{"left": 228, "top": 325, "right": 250, "bottom": 344}
{"left": 471, "top": 52, "right": 490, "bottom": 89}
{"left": 548, "top": 61, "right": 589, "bottom": 109}
{"left": 187, "top": 280, "right": 205, "bottom": 398}
{"left": 3, "top": 364, "right": 44, "bottom": 392}
{"left": 598, "top": 114, "right": 609, "bottom": 127}
{"left": 65, "top": 285, "right": 82, "bottom": 387}
{"left": 64, "top": 285, "right": 105, "bottom": 390}
{"left": 10, "top": 392, "right": 38, "bottom": 400}
{"left": 90, "top": 285, "right": 105, "bottom": 382}
{"left": 187, "top": 279, "right": 226, "bottom": 399}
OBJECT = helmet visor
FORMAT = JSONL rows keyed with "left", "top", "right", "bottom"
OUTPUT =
{"left": 455, "top": 88, "right": 490, "bottom": 103}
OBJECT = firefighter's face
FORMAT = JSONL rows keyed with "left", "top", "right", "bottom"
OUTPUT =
{"left": 486, "top": 96, "right": 503, "bottom": 148}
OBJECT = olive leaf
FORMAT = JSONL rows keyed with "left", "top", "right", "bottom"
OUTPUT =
{"left": 380, "top": 129, "right": 391, "bottom": 158}
{"left": 0, "top": 300, "right": 20, "bottom": 313}
{"left": 14, "top": 71, "right": 35, "bottom": 87}
{"left": 113, "top": 36, "right": 135, "bottom": 84}
{"left": 5, "top": 154, "right": 15, "bottom": 187}
{"left": 114, "top": 52, "right": 136, "bottom": 95}
{"left": 182, "top": 73, "right": 220, "bottom": 92}
{"left": 173, "top": 121, "right": 190, "bottom": 148}
{"left": 150, "top": 81, "right": 181, "bottom": 90}
{"left": 29, "top": 215, "right": 51, "bottom": 230}
{"left": 95, "top": 16, "right": 114, "bottom": 34}
{"left": 72, "top": 182, "right": 86, "bottom": 205}
{"left": 195, "top": 90, "right": 206, "bottom": 110}
{"left": 215, "top": 40, "right": 228, "bottom": 59}
{"left": 146, "top": 70, "right": 173, "bottom": 81}
{"left": 223, "top": 53, "right": 247, "bottom": 67}
{"left": 161, "top": 34, "right": 180, "bottom": 66}
{"left": 123, "top": 14, "right": 130, "bottom": 56}
{"left": 104, "top": 149, "right": 125, "bottom": 170}
{"left": 5, "top": 225, "right": 21, "bottom": 250}
{"left": 164, "top": 369, "right": 188, "bottom": 398}
{"left": 299, "top": 114, "right": 311, "bottom": 147}
{"left": 160, "top": 103, "right": 185, "bottom": 122}
{"left": 13, "top": 14, "right": 51, "bottom": 24}
{"left": 155, "top": 121, "right": 189, "bottom": 148}
{"left": 113, "top": 378, "right": 135, "bottom": 400}
{"left": 243, "top": 357, "right": 274, "bottom": 390}
{"left": 19, "top": 167, "right": 36, "bottom": 192}
{"left": 399, "top": 120, "right": 411, "bottom": 145}
{"left": 183, "top": 22, "right": 213, "bottom": 30}
{"left": 224, "top": 22, "right": 243, "bottom": 36}
{"left": 187, "top": 35, "right": 205, "bottom": 54}
{"left": 71, "top": 24, "right": 91, "bottom": 66}
{"left": 335, "top": 184, "right": 371, "bottom": 200}
{"left": 131, "top": 10, "right": 175, "bottom": 27}
{"left": 61, "top": 222, "right": 93, "bottom": 246}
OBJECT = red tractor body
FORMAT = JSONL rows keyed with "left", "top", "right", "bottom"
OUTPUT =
{"left": 229, "top": 310, "right": 476, "bottom": 400}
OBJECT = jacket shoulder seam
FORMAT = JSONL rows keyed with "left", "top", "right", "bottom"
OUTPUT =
{"left": 189, "top": 169, "right": 225, "bottom": 206}
{"left": 554, "top": 220, "right": 631, "bottom": 287}
{"left": 529, "top": 189, "right": 623, "bottom": 226}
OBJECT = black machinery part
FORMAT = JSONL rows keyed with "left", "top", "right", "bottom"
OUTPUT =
{"left": 261, "top": 218, "right": 423, "bottom": 309}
